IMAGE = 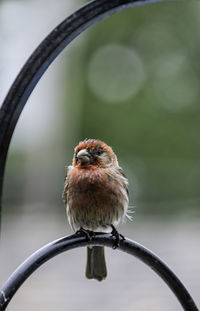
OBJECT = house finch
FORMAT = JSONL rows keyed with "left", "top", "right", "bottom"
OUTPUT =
{"left": 63, "top": 139, "right": 129, "bottom": 281}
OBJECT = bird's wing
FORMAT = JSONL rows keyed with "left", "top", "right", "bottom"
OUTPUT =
{"left": 116, "top": 166, "right": 129, "bottom": 196}
{"left": 62, "top": 165, "right": 73, "bottom": 204}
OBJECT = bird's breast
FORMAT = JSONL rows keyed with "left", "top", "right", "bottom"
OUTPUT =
{"left": 66, "top": 167, "right": 128, "bottom": 231}
{"left": 67, "top": 166, "right": 127, "bottom": 208}
{"left": 69, "top": 167, "right": 104, "bottom": 189}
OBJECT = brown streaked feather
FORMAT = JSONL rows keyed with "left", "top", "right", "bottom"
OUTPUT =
{"left": 116, "top": 166, "right": 129, "bottom": 196}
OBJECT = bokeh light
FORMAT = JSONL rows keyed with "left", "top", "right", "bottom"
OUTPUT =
{"left": 87, "top": 44, "right": 146, "bottom": 103}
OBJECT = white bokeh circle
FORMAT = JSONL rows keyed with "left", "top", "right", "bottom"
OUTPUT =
{"left": 87, "top": 44, "right": 146, "bottom": 103}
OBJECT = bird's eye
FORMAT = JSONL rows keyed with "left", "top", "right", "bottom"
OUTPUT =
{"left": 96, "top": 149, "right": 103, "bottom": 156}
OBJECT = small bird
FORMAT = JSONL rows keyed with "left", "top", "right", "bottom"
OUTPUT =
{"left": 63, "top": 139, "right": 129, "bottom": 281}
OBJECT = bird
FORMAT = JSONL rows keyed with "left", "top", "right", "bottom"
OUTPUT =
{"left": 63, "top": 139, "right": 129, "bottom": 281}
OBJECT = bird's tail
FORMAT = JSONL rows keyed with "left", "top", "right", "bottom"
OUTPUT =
{"left": 86, "top": 246, "right": 107, "bottom": 281}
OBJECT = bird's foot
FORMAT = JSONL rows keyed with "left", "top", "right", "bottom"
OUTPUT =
{"left": 76, "top": 227, "right": 95, "bottom": 241}
{"left": 111, "top": 225, "right": 125, "bottom": 249}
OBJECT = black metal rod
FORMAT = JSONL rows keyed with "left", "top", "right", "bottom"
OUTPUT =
{"left": 0, "top": 0, "right": 186, "bottom": 233}
{"left": 0, "top": 233, "right": 198, "bottom": 310}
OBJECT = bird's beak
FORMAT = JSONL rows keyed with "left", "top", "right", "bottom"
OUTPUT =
{"left": 77, "top": 149, "right": 91, "bottom": 164}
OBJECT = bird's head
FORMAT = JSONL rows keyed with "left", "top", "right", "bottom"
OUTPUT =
{"left": 73, "top": 139, "right": 118, "bottom": 168}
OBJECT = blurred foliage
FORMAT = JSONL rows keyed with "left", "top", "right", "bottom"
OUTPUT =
{"left": 66, "top": 1, "right": 200, "bottom": 217}
{"left": 3, "top": 1, "right": 200, "bottom": 220}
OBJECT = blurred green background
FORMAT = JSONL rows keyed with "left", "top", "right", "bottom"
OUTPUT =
{"left": 2, "top": 0, "right": 200, "bottom": 219}
{"left": 1, "top": 0, "right": 200, "bottom": 310}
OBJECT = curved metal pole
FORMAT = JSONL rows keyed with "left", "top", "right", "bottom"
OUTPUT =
{"left": 0, "top": 0, "right": 185, "bottom": 232}
{"left": 0, "top": 233, "right": 198, "bottom": 310}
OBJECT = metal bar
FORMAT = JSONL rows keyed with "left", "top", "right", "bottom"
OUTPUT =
{"left": 0, "top": 233, "right": 198, "bottom": 310}
{"left": 0, "top": 0, "right": 185, "bottom": 234}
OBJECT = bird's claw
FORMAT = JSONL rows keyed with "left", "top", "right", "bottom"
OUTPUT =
{"left": 111, "top": 225, "right": 125, "bottom": 249}
{"left": 76, "top": 227, "right": 95, "bottom": 241}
